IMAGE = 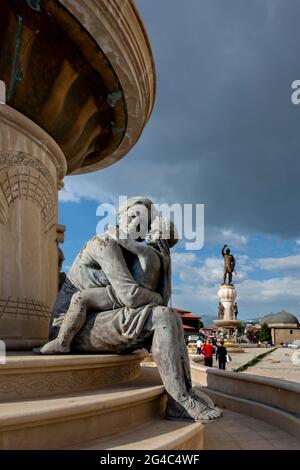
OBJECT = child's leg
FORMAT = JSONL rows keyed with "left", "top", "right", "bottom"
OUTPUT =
{"left": 57, "top": 287, "right": 112, "bottom": 343}
{"left": 40, "top": 287, "right": 112, "bottom": 354}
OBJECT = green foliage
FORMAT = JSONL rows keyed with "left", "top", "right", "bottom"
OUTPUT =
{"left": 258, "top": 323, "right": 272, "bottom": 343}
{"left": 198, "top": 320, "right": 204, "bottom": 329}
{"left": 234, "top": 348, "right": 277, "bottom": 372}
{"left": 246, "top": 328, "right": 259, "bottom": 343}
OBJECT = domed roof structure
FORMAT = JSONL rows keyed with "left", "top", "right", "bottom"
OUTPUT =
{"left": 260, "top": 311, "right": 299, "bottom": 325}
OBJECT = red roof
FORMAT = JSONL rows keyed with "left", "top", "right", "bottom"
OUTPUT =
{"left": 171, "top": 307, "right": 191, "bottom": 314}
{"left": 182, "top": 324, "right": 194, "bottom": 330}
{"left": 181, "top": 313, "right": 202, "bottom": 319}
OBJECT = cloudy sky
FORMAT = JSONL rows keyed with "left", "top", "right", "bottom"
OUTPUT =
{"left": 59, "top": 0, "right": 300, "bottom": 322}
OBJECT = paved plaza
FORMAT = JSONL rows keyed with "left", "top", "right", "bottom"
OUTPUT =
{"left": 204, "top": 409, "right": 300, "bottom": 450}
{"left": 241, "top": 347, "right": 300, "bottom": 383}
{"left": 212, "top": 346, "right": 300, "bottom": 383}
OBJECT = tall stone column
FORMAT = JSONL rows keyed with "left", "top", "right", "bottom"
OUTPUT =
{"left": 0, "top": 101, "right": 66, "bottom": 349}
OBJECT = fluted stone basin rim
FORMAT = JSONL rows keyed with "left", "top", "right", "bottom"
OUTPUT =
{"left": 0, "top": 0, "right": 155, "bottom": 175}
{"left": 59, "top": 0, "right": 156, "bottom": 174}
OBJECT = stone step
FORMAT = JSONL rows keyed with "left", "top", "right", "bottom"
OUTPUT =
{"left": 204, "top": 409, "right": 300, "bottom": 450}
{"left": 0, "top": 351, "right": 146, "bottom": 401}
{"left": 65, "top": 419, "right": 204, "bottom": 450}
{"left": 0, "top": 368, "right": 165, "bottom": 450}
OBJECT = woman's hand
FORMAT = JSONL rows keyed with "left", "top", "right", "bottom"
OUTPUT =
{"left": 145, "top": 233, "right": 153, "bottom": 244}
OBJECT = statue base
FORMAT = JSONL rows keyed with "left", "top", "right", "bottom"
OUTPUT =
{"left": 214, "top": 319, "right": 243, "bottom": 344}
{"left": 214, "top": 319, "right": 242, "bottom": 329}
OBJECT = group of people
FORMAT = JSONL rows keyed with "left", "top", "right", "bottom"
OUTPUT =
{"left": 196, "top": 337, "right": 229, "bottom": 370}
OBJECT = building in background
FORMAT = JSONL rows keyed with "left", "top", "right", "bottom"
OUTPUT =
{"left": 259, "top": 311, "right": 300, "bottom": 345}
{"left": 171, "top": 308, "right": 203, "bottom": 336}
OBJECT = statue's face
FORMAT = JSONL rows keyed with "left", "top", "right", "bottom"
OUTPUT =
{"left": 119, "top": 203, "right": 149, "bottom": 239}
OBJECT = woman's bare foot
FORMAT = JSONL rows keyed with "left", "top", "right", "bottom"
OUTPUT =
{"left": 39, "top": 339, "right": 70, "bottom": 355}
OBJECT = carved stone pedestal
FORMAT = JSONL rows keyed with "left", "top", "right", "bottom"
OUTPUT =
{"left": 214, "top": 284, "right": 242, "bottom": 339}
{"left": 0, "top": 104, "right": 66, "bottom": 349}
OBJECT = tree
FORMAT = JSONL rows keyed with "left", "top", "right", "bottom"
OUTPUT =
{"left": 258, "top": 323, "right": 271, "bottom": 343}
{"left": 198, "top": 320, "right": 204, "bottom": 330}
{"left": 246, "top": 328, "right": 259, "bottom": 343}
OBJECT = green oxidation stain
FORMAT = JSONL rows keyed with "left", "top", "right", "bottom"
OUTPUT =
{"left": 111, "top": 121, "right": 125, "bottom": 135}
{"left": 25, "top": 0, "right": 41, "bottom": 12}
{"left": 7, "top": 15, "right": 23, "bottom": 101}
{"left": 107, "top": 91, "right": 123, "bottom": 108}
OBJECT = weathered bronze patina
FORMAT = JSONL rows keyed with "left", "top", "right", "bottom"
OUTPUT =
{"left": 0, "top": 0, "right": 126, "bottom": 173}
{"left": 221, "top": 244, "right": 236, "bottom": 285}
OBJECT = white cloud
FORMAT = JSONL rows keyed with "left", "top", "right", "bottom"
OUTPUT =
{"left": 238, "top": 276, "right": 300, "bottom": 304}
{"left": 170, "top": 250, "right": 300, "bottom": 319}
{"left": 171, "top": 252, "right": 198, "bottom": 269}
{"left": 257, "top": 255, "right": 300, "bottom": 271}
{"left": 206, "top": 227, "right": 249, "bottom": 251}
{"left": 172, "top": 282, "right": 218, "bottom": 316}
{"left": 172, "top": 251, "right": 251, "bottom": 287}
{"left": 172, "top": 252, "right": 223, "bottom": 285}
{"left": 200, "top": 257, "right": 223, "bottom": 283}
{"left": 172, "top": 273, "right": 300, "bottom": 319}
{"left": 59, "top": 182, "right": 81, "bottom": 203}
{"left": 58, "top": 175, "right": 116, "bottom": 205}
{"left": 220, "top": 229, "right": 248, "bottom": 250}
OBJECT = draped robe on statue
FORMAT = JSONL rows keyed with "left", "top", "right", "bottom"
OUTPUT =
{"left": 50, "top": 233, "right": 172, "bottom": 354}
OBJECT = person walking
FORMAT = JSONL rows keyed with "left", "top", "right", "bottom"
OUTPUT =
{"left": 201, "top": 339, "right": 214, "bottom": 367}
{"left": 196, "top": 337, "right": 203, "bottom": 355}
{"left": 216, "top": 340, "right": 227, "bottom": 370}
